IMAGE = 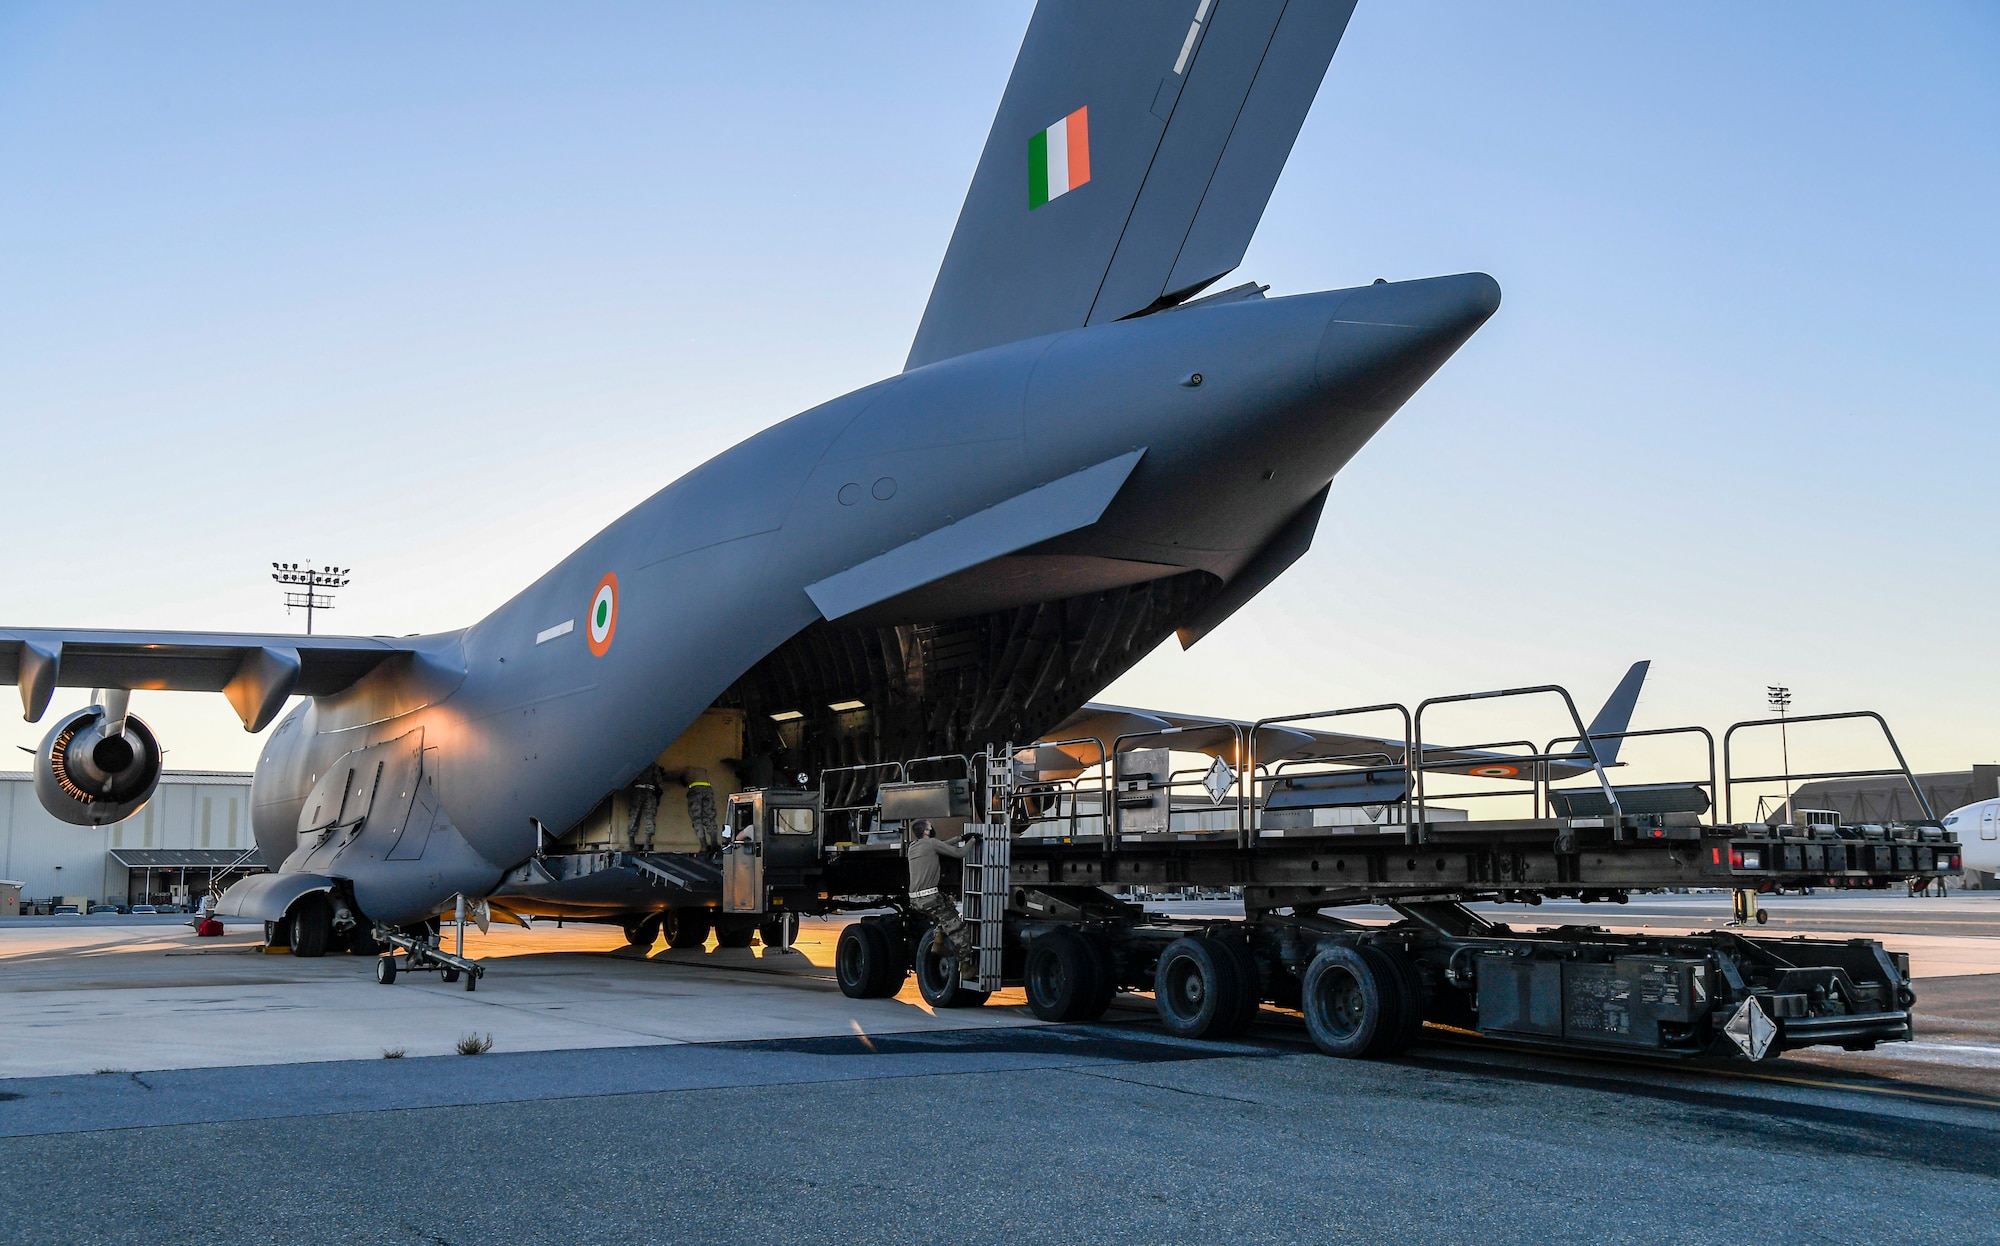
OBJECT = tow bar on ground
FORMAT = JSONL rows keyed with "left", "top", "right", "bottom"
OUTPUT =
{"left": 373, "top": 895, "right": 486, "bottom": 990}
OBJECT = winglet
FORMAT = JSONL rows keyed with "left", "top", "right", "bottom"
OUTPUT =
{"left": 1582, "top": 661, "right": 1650, "bottom": 766}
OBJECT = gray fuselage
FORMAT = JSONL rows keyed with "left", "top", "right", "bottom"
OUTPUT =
{"left": 248, "top": 273, "right": 1499, "bottom": 925}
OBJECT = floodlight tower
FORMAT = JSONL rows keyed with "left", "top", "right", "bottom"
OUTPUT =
{"left": 271, "top": 561, "right": 351, "bottom": 635}
{"left": 1767, "top": 684, "right": 1793, "bottom": 825}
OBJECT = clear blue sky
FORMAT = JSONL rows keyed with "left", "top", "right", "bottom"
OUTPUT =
{"left": 2, "top": 2, "right": 1995, "bottom": 789}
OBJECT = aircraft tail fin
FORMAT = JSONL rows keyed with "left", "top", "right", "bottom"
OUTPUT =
{"left": 905, "top": 0, "right": 1357, "bottom": 371}
{"left": 1582, "top": 661, "right": 1651, "bottom": 767}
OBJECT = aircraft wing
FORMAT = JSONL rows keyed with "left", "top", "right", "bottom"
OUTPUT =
{"left": 1031, "top": 701, "right": 1495, "bottom": 779}
{"left": 1032, "top": 662, "right": 1654, "bottom": 783}
{"left": 1, "top": 628, "right": 431, "bottom": 732}
{"left": 907, "top": 0, "right": 1359, "bottom": 370}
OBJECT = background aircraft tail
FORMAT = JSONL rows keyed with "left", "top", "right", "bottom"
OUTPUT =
{"left": 1582, "top": 660, "right": 1651, "bottom": 766}
{"left": 906, "top": 0, "right": 1358, "bottom": 371}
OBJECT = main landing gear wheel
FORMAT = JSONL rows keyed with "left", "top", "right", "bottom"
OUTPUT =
{"left": 1151, "top": 935, "right": 1247, "bottom": 1040}
{"left": 288, "top": 894, "right": 332, "bottom": 958}
{"left": 835, "top": 921, "right": 902, "bottom": 999}
{"left": 663, "top": 908, "right": 712, "bottom": 950}
{"left": 375, "top": 956, "right": 397, "bottom": 985}
{"left": 913, "top": 924, "right": 989, "bottom": 1009}
{"left": 1300, "top": 944, "right": 1409, "bottom": 1058}
{"left": 758, "top": 912, "right": 800, "bottom": 949}
{"left": 1025, "top": 928, "right": 1109, "bottom": 1023}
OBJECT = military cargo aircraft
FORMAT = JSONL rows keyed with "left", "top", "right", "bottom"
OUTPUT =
{"left": 2, "top": 0, "right": 1506, "bottom": 957}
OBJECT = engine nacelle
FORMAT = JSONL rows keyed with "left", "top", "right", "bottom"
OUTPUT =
{"left": 35, "top": 704, "right": 163, "bottom": 826}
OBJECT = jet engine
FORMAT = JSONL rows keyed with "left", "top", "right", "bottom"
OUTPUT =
{"left": 34, "top": 693, "right": 162, "bottom": 826}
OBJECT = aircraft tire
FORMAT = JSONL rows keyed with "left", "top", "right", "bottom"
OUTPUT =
{"left": 1024, "top": 927, "right": 1100, "bottom": 1022}
{"left": 913, "top": 925, "right": 989, "bottom": 1009}
{"left": 288, "top": 895, "right": 331, "bottom": 958}
{"left": 663, "top": 908, "right": 711, "bottom": 949}
{"left": 1151, "top": 936, "right": 1243, "bottom": 1040}
{"left": 1301, "top": 944, "right": 1391, "bottom": 1058}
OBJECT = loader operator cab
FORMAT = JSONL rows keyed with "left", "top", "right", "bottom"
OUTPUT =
{"left": 721, "top": 789, "right": 822, "bottom": 915}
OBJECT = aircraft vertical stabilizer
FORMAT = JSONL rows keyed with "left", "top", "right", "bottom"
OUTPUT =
{"left": 906, "top": 0, "right": 1358, "bottom": 371}
{"left": 1583, "top": 661, "right": 1652, "bottom": 766}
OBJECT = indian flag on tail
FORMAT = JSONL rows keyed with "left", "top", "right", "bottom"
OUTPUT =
{"left": 1028, "top": 106, "right": 1090, "bottom": 209}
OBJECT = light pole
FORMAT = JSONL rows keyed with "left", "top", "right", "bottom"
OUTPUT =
{"left": 271, "top": 562, "right": 351, "bottom": 635}
{"left": 1768, "top": 685, "right": 1793, "bottom": 825}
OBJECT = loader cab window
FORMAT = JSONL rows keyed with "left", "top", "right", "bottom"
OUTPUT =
{"left": 729, "top": 801, "right": 757, "bottom": 843}
{"left": 772, "top": 806, "right": 815, "bottom": 836}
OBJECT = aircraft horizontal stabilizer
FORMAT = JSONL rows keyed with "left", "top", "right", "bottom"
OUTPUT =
{"left": 804, "top": 449, "right": 1145, "bottom": 622}
{"left": 0, "top": 629, "right": 436, "bottom": 731}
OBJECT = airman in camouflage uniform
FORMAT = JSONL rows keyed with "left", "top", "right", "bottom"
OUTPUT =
{"left": 905, "top": 819, "right": 980, "bottom": 975}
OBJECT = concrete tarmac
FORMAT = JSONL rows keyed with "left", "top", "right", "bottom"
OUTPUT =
{"left": 2, "top": 895, "right": 1997, "bottom": 1243}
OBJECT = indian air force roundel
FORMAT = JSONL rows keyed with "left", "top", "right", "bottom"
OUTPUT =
{"left": 587, "top": 573, "right": 619, "bottom": 656}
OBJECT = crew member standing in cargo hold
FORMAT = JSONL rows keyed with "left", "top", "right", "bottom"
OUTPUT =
{"left": 907, "top": 821, "right": 979, "bottom": 974}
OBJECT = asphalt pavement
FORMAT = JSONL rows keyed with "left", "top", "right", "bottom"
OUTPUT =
{"left": 1, "top": 1020, "right": 1995, "bottom": 1245}
{"left": 3, "top": 893, "right": 1996, "bottom": 1242}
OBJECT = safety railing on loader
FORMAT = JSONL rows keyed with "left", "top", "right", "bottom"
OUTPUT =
{"left": 1246, "top": 703, "right": 1413, "bottom": 849}
{"left": 1108, "top": 718, "right": 1247, "bottom": 855}
{"left": 1541, "top": 725, "right": 1718, "bottom": 825}
{"left": 1009, "top": 736, "right": 1109, "bottom": 839}
{"left": 978, "top": 681, "right": 1940, "bottom": 868}
{"left": 1412, "top": 685, "right": 1621, "bottom": 835}
{"left": 1721, "top": 711, "right": 1936, "bottom": 825}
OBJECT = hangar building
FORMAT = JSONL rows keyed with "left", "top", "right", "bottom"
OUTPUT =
{"left": 0, "top": 770, "right": 261, "bottom": 912}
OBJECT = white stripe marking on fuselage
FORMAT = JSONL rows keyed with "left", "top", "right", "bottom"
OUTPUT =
{"left": 1045, "top": 114, "right": 1069, "bottom": 196}
{"left": 1174, "top": 14, "right": 1203, "bottom": 75}
{"left": 536, "top": 619, "right": 574, "bottom": 644}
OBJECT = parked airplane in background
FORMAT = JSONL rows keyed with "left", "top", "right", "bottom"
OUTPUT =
{"left": 1943, "top": 798, "right": 2000, "bottom": 887}
{"left": 2, "top": 1, "right": 1510, "bottom": 955}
